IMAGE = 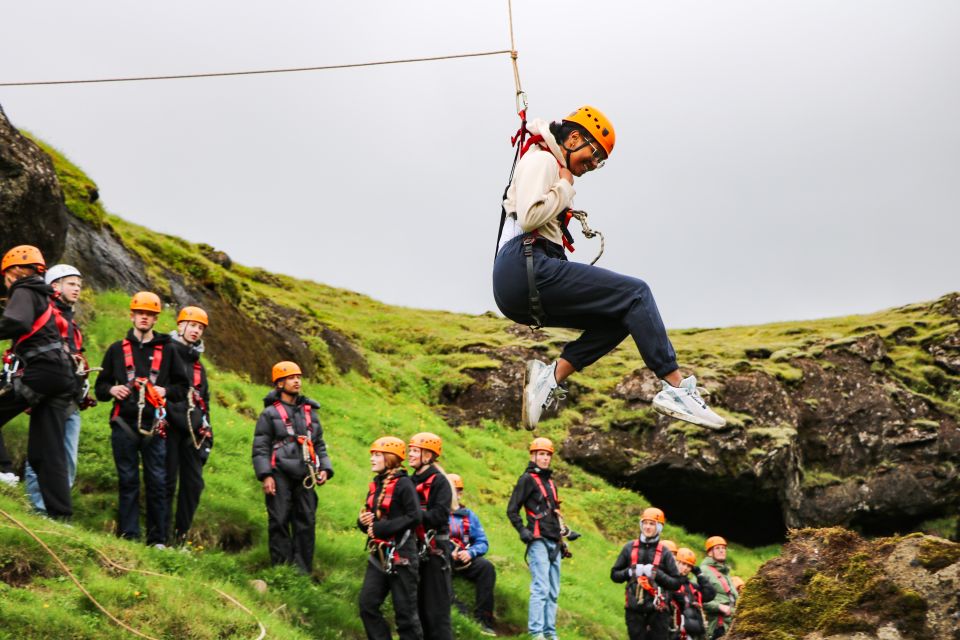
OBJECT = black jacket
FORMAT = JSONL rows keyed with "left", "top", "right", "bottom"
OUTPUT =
{"left": 610, "top": 537, "right": 684, "bottom": 611}
{"left": 94, "top": 329, "right": 189, "bottom": 425}
{"left": 411, "top": 466, "right": 452, "bottom": 535}
{"left": 164, "top": 336, "right": 211, "bottom": 440}
{"left": 0, "top": 276, "right": 72, "bottom": 377}
{"left": 358, "top": 470, "right": 421, "bottom": 559}
{"left": 506, "top": 462, "right": 562, "bottom": 542}
{"left": 670, "top": 572, "right": 716, "bottom": 637}
{"left": 251, "top": 389, "right": 333, "bottom": 481}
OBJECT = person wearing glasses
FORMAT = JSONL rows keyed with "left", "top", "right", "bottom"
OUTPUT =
{"left": 492, "top": 105, "right": 725, "bottom": 432}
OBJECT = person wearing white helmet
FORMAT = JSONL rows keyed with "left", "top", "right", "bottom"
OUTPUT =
{"left": 23, "top": 264, "right": 92, "bottom": 514}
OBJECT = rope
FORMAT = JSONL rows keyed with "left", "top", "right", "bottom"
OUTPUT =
{"left": 568, "top": 210, "right": 605, "bottom": 265}
{"left": 0, "top": 509, "right": 266, "bottom": 640}
{"left": 507, "top": 0, "right": 527, "bottom": 114}
{"left": 0, "top": 50, "right": 513, "bottom": 87}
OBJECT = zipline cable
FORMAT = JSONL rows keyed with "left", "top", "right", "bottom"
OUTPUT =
{"left": 0, "top": 509, "right": 266, "bottom": 640}
{"left": 0, "top": 49, "right": 513, "bottom": 87}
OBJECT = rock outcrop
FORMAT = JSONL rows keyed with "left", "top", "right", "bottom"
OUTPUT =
{"left": 728, "top": 528, "right": 960, "bottom": 640}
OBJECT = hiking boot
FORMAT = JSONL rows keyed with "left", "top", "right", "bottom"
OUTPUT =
{"left": 0, "top": 472, "right": 20, "bottom": 487}
{"left": 522, "top": 360, "right": 566, "bottom": 430}
{"left": 652, "top": 376, "right": 726, "bottom": 429}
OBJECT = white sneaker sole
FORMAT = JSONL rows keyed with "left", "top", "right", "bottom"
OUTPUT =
{"left": 652, "top": 397, "right": 727, "bottom": 430}
{"left": 521, "top": 360, "right": 538, "bottom": 431}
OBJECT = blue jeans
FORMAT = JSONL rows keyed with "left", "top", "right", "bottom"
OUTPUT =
{"left": 25, "top": 409, "right": 81, "bottom": 513}
{"left": 493, "top": 235, "right": 678, "bottom": 378}
{"left": 527, "top": 539, "right": 561, "bottom": 638}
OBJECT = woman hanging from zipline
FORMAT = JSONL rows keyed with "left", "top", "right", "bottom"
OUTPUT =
{"left": 492, "top": 105, "right": 725, "bottom": 431}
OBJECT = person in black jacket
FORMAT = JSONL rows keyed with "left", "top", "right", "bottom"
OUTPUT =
{"left": 358, "top": 436, "right": 423, "bottom": 640}
{"left": 95, "top": 292, "right": 189, "bottom": 546}
{"left": 251, "top": 361, "right": 333, "bottom": 574}
{"left": 164, "top": 306, "right": 213, "bottom": 545}
{"left": 610, "top": 507, "right": 684, "bottom": 640}
{"left": 669, "top": 547, "right": 716, "bottom": 640}
{"left": 0, "top": 246, "right": 76, "bottom": 517}
{"left": 506, "top": 437, "right": 565, "bottom": 640}
{"left": 408, "top": 432, "right": 454, "bottom": 640}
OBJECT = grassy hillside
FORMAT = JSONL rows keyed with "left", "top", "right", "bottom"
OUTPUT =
{"left": 1, "top": 138, "right": 954, "bottom": 638}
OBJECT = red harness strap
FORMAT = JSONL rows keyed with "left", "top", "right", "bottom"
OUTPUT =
{"left": 705, "top": 564, "right": 733, "bottom": 627}
{"left": 190, "top": 362, "right": 207, "bottom": 412}
{"left": 10, "top": 301, "right": 61, "bottom": 362}
{"left": 627, "top": 540, "right": 666, "bottom": 609}
{"left": 270, "top": 401, "right": 315, "bottom": 469}
{"left": 525, "top": 473, "right": 559, "bottom": 539}
{"left": 414, "top": 474, "right": 438, "bottom": 543}
{"left": 112, "top": 341, "right": 164, "bottom": 418}
{"left": 451, "top": 513, "right": 471, "bottom": 549}
{"left": 365, "top": 474, "right": 400, "bottom": 543}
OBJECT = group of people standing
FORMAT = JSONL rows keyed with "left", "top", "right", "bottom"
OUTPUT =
{"left": 0, "top": 245, "right": 212, "bottom": 548}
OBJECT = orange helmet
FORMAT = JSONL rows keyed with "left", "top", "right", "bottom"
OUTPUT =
{"left": 2, "top": 245, "right": 46, "bottom": 273}
{"left": 676, "top": 547, "right": 697, "bottom": 566}
{"left": 447, "top": 473, "right": 464, "bottom": 490}
{"left": 371, "top": 436, "right": 406, "bottom": 461}
{"left": 271, "top": 361, "right": 302, "bottom": 383}
{"left": 177, "top": 306, "right": 209, "bottom": 326}
{"left": 409, "top": 432, "right": 442, "bottom": 457}
{"left": 529, "top": 437, "right": 555, "bottom": 454}
{"left": 662, "top": 540, "right": 678, "bottom": 554}
{"left": 705, "top": 536, "right": 728, "bottom": 553}
{"left": 641, "top": 507, "right": 666, "bottom": 525}
{"left": 564, "top": 105, "right": 615, "bottom": 157}
{"left": 130, "top": 291, "right": 162, "bottom": 313}
{"left": 731, "top": 576, "right": 746, "bottom": 591}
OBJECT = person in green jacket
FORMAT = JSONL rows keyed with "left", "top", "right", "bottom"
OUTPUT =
{"left": 698, "top": 536, "right": 739, "bottom": 639}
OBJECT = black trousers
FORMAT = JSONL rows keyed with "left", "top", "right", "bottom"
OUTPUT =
{"left": 0, "top": 387, "right": 73, "bottom": 517}
{"left": 418, "top": 542, "right": 453, "bottom": 640}
{"left": 359, "top": 558, "right": 423, "bottom": 640}
{"left": 0, "top": 428, "right": 13, "bottom": 472}
{"left": 265, "top": 471, "right": 316, "bottom": 574}
{"left": 454, "top": 556, "right": 497, "bottom": 624}
{"left": 626, "top": 608, "right": 671, "bottom": 640}
{"left": 112, "top": 425, "right": 167, "bottom": 544}
{"left": 164, "top": 423, "right": 206, "bottom": 542}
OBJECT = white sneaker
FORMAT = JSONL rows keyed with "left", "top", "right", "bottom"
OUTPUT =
{"left": 0, "top": 472, "right": 20, "bottom": 487}
{"left": 522, "top": 361, "right": 566, "bottom": 430}
{"left": 652, "top": 376, "right": 726, "bottom": 429}
{"left": 153, "top": 543, "right": 167, "bottom": 550}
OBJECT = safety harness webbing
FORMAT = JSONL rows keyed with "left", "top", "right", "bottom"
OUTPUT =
{"left": 525, "top": 473, "right": 559, "bottom": 539}
{"left": 269, "top": 401, "right": 314, "bottom": 469}
{"left": 705, "top": 564, "right": 734, "bottom": 627}
{"left": 111, "top": 341, "right": 164, "bottom": 419}
{"left": 628, "top": 540, "right": 665, "bottom": 608}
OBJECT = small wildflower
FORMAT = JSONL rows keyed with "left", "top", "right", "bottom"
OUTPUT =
{"left": 42, "top": 604, "right": 49, "bottom": 609}
{"left": 134, "top": 591, "right": 141, "bottom": 597}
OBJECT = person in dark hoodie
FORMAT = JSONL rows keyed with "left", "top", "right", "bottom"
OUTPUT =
{"left": 0, "top": 246, "right": 76, "bottom": 517}
{"left": 669, "top": 547, "right": 716, "bottom": 640}
{"left": 408, "top": 432, "right": 454, "bottom": 640}
{"left": 610, "top": 507, "right": 684, "bottom": 640}
{"left": 95, "top": 291, "right": 189, "bottom": 547}
{"left": 164, "top": 306, "right": 213, "bottom": 545}
{"left": 447, "top": 473, "right": 497, "bottom": 636}
{"left": 506, "top": 437, "right": 565, "bottom": 640}
{"left": 358, "top": 436, "right": 424, "bottom": 640}
{"left": 251, "top": 361, "right": 333, "bottom": 574}
{"left": 23, "top": 264, "right": 94, "bottom": 514}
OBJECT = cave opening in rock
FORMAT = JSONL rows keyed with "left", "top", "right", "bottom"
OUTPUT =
{"left": 633, "top": 465, "right": 787, "bottom": 547}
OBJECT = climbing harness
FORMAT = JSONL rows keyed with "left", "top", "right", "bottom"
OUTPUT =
{"left": 110, "top": 341, "right": 168, "bottom": 439}
{"left": 705, "top": 564, "right": 736, "bottom": 629}
{"left": 451, "top": 513, "right": 473, "bottom": 570}
{"left": 186, "top": 361, "right": 212, "bottom": 450}
{"left": 271, "top": 401, "right": 320, "bottom": 489}
{"left": 414, "top": 473, "right": 447, "bottom": 561}
{"left": 629, "top": 540, "right": 669, "bottom": 612}
{"left": 364, "top": 474, "right": 411, "bottom": 574}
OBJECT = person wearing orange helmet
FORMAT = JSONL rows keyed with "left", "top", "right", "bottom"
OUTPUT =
{"left": 491, "top": 107, "right": 725, "bottom": 432}
{"left": 163, "top": 306, "right": 213, "bottom": 545}
{"left": 699, "top": 536, "right": 739, "bottom": 638}
{"left": 95, "top": 291, "right": 191, "bottom": 546}
{"left": 358, "top": 436, "right": 424, "bottom": 640}
{"left": 447, "top": 473, "right": 498, "bottom": 636}
{"left": 610, "top": 507, "right": 683, "bottom": 639}
{"left": 668, "top": 547, "right": 716, "bottom": 640}
{"left": 0, "top": 246, "right": 77, "bottom": 517}
{"left": 407, "top": 432, "right": 455, "bottom": 640}
{"left": 506, "top": 437, "right": 567, "bottom": 640}
{"left": 252, "top": 361, "right": 333, "bottom": 574}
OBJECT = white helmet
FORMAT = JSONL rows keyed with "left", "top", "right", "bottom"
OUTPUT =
{"left": 44, "top": 264, "right": 82, "bottom": 285}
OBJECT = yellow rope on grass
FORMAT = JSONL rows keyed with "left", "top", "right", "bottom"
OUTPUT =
{"left": 0, "top": 509, "right": 266, "bottom": 640}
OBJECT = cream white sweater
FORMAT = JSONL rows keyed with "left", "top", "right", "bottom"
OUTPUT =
{"left": 498, "top": 119, "right": 575, "bottom": 252}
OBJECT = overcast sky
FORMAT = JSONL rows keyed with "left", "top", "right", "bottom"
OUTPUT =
{"left": 2, "top": 1, "right": 957, "bottom": 329}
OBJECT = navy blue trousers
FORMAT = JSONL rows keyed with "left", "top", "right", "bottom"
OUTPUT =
{"left": 111, "top": 426, "right": 167, "bottom": 545}
{"left": 493, "top": 234, "right": 678, "bottom": 377}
